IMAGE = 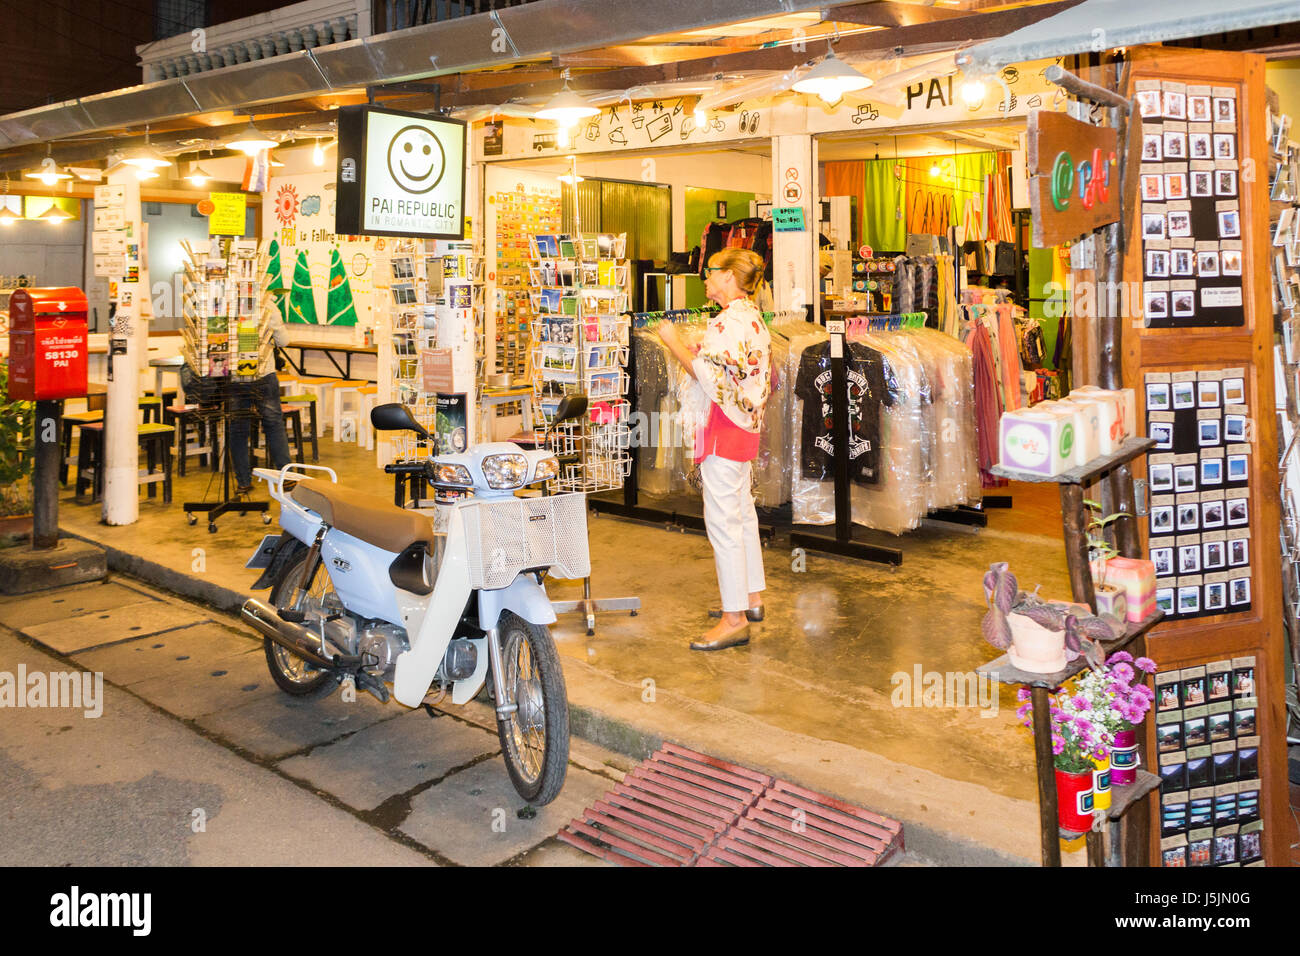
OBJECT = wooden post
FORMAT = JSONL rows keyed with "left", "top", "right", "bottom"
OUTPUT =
{"left": 1030, "top": 683, "right": 1062, "bottom": 867}
{"left": 1059, "top": 482, "right": 1098, "bottom": 611}
{"left": 31, "top": 399, "right": 60, "bottom": 551}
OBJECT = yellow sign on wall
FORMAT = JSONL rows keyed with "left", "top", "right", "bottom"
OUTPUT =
{"left": 208, "top": 191, "right": 247, "bottom": 236}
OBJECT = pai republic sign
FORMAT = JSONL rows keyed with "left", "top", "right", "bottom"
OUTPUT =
{"left": 336, "top": 106, "right": 466, "bottom": 239}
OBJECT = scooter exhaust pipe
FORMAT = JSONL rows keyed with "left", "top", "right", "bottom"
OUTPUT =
{"left": 241, "top": 598, "right": 348, "bottom": 670}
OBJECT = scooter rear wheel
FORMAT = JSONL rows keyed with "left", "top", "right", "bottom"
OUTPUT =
{"left": 263, "top": 552, "right": 338, "bottom": 698}
{"left": 495, "top": 612, "right": 569, "bottom": 806}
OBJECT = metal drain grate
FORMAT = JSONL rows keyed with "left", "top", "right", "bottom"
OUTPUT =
{"left": 559, "top": 743, "right": 904, "bottom": 867}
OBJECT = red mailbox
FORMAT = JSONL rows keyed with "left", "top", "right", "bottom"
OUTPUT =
{"left": 7, "top": 287, "right": 89, "bottom": 401}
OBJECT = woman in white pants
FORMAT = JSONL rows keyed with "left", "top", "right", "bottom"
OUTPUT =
{"left": 658, "top": 249, "right": 772, "bottom": 650}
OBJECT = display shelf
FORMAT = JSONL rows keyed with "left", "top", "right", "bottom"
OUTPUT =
{"left": 977, "top": 610, "right": 1165, "bottom": 688}
{"left": 1107, "top": 770, "right": 1162, "bottom": 821}
{"left": 989, "top": 437, "right": 1157, "bottom": 485}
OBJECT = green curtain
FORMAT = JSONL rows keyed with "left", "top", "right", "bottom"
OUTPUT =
{"left": 862, "top": 158, "right": 905, "bottom": 254}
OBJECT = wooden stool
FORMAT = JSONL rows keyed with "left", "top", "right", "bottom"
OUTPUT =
{"left": 294, "top": 377, "right": 339, "bottom": 437}
{"left": 331, "top": 379, "right": 369, "bottom": 442}
{"left": 357, "top": 385, "right": 380, "bottom": 450}
{"left": 165, "top": 404, "right": 214, "bottom": 476}
{"left": 61, "top": 410, "right": 103, "bottom": 485}
{"left": 139, "top": 396, "right": 163, "bottom": 424}
{"left": 280, "top": 404, "right": 306, "bottom": 462}
{"left": 74, "top": 422, "right": 175, "bottom": 503}
{"left": 281, "top": 394, "right": 319, "bottom": 461}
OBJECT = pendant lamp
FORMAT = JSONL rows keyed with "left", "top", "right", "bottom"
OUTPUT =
{"left": 792, "top": 53, "right": 872, "bottom": 105}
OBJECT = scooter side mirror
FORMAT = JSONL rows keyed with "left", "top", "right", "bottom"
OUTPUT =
{"left": 554, "top": 394, "right": 589, "bottom": 424}
{"left": 370, "top": 402, "right": 431, "bottom": 440}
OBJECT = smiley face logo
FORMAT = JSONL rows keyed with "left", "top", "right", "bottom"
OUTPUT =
{"left": 386, "top": 124, "right": 445, "bottom": 195}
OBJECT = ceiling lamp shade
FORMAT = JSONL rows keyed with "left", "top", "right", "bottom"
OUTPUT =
{"left": 792, "top": 53, "right": 873, "bottom": 105}
{"left": 535, "top": 86, "right": 600, "bottom": 126}
{"left": 122, "top": 145, "right": 170, "bottom": 169}
{"left": 0, "top": 194, "right": 19, "bottom": 226}
{"left": 188, "top": 165, "right": 212, "bottom": 186}
{"left": 38, "top": 203, "right": 72, "bottom": 222}
{"left": 25, "top": 161, "right": 72, "bottom": 185}
{"left": 227, "top": 122, "right": 278, "bottom": 155}
{"left": 556, "top": 173, "right": 584, "bottom": 184}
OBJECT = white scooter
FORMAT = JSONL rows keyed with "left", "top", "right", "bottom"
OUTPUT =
{"left": 240, "top": 398, "right": 590, "bottom": 805}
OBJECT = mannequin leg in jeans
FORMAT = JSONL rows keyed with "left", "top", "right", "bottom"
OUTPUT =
{"left": 230, "top": 373, "right": 293, "bottom": 492}
{"left": 694, "top": 454, "right": 765, "bottom": 650}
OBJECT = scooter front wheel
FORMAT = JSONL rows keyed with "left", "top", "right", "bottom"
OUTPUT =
{"left": 494, "top": 612, "right": 569, "bottom": 806}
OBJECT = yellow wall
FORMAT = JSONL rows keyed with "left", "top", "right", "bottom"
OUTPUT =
{"left": 1266, "top": 59, "right": 1300, "bottom": 119}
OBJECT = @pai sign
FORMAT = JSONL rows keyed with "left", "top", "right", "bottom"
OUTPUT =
{"left": 1027, "top": 110, "right": 1119, "bottom": 248}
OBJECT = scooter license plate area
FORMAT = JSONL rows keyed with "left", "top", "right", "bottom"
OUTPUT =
{"left": 244, "top": 533, "right": 283, "bottom": 570}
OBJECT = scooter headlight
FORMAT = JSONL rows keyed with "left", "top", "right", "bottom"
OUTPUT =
{"left": 431, "top": 462, "right": 473, "bottom": 486}
{"left": 534, "top": 456, "right": 560, "bottom": 482}
{"left": 482, "top": 453, "right": 529, "bottom": 489}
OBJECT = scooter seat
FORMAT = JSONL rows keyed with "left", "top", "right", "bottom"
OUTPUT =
{"left": 291, "top": 477, "right": 432, "bottom": 553}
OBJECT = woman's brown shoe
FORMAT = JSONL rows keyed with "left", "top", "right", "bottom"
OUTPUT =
{"left": 707, "top": 606, "right": 763, "bottom": 622}
{"left": 690, "top": 620, "right": 750, "bottom": 651}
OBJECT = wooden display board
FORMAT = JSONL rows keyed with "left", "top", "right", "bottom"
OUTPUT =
{"left": 1119, "top": 47, "right": 1286, "bottom": 867}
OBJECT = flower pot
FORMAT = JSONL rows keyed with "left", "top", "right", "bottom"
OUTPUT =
{"left": 1110, "top": 728, "right": 1139, "bottom": 785}
{"left": 1055, "top": 767, "right": 1095, "bottom": 832}
{"left": 1091, "top": 754, "right": 1111, "bottom": 811}
{"left": 1006, "top": 612, "right": 1068, "bottom": 674}
{"left": 1093, "top": 584, "right": 1127, "bottom": 621}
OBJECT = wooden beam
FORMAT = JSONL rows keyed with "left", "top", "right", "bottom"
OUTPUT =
{"left": 830, "top": 1, "right": 967, "bottom": 28}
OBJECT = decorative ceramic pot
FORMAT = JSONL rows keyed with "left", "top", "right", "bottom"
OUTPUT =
{"left": 1091, "top": 754, "right": 1111, "bottom": 811}
{"left": 1110, "top": 728, "right": 1139, "bottom": 785}
{"left": 1055, "top": 767, "right": 1095, "bottom": 832}
{"left": 1005, "top": 613, "right": 1068, "bottom": 674}
{"left": 1093, "top": 585, "right": 1127, "bottom": 621}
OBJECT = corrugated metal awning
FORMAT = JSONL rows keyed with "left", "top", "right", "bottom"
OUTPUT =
{"left": 960, "top": 0, "right": 1300, "bottom": 74}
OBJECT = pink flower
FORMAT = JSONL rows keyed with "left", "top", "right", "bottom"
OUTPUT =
{"left": 1108, "top": 651, "right": 1134, "bottom": 664}
{"left": 1052, "top": 736, "right": 1065, "bottom": 755}
{"left": 1073, "top": 717, "right": 1094, "bottom": 735}
{"left": 1017, "top": 688, "right": 1031, "bottom": 702}
{"left": 1112, "top": 662, "right": 1135, "bottom": 683}
{"left": 1071, "top": 694, "right": 1090, "bottom": 711}
{"left": 1016, "top": 703, "right": 1031, "bottom": 720}
{"left": 1135, "top": 657, "right": 1157, "bottom": 674}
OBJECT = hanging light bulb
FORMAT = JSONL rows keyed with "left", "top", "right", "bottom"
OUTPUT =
{"left": 188, "top": 165, "right": 212, "bottom": 187}
{"left": 535, "top": 71, "right": 600, "bottom": 127}
{"left": 226, "top": 120, "right": 278, "bottom": 155}
{"left": 693, "top": 105, "right": 707, "bottom": 126}
{"left": 312, "top": 138, "right": 325, "bottom": 166}
{"left": 122, "top": 125, "right": 171, "bottom": 170}
{"left": 25, "top": 144, "right": 72, "bottom": 185}
{"left": 960, "top": 78, "right": 987, "bottom": 109}
{"left": 791, "top": 52, "right": 872, "bottom": 106}
{"left": 929, "top": 160, "right": 942, "bottom": 178}
{"left": 557, "top": 173, "right": 584, "bottom": 184}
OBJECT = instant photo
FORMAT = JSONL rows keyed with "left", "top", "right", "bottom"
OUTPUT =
{"left": 1146, "top": 249, "right": 1170, "bottom": 276}
{"left": 1150, "top": 421, "right": 1175, "bottom": 449}
{"left": 1226, "top": 455, "right": 1249, "bottom": 482}
{"left": 1171, "top": 292, "right": 1195, "bottom": 317}
{"left": 1198, "top": 419, "right": 1221, "bottom": 446}
{"left": 1226, "top": 497, "right": 1248, "bottom": 525}
{"left": 1142, "top": 173, "right": 1165, "bottom": 201}
{"left": 1167, "top": 211, "right": 1192, "bottom": 238}
{"left": 1186, "top": 756, "right": 1211, "bottom": 788}
{"left": 1203, "top": 540, "right": 1226, "bottom": 569}
{"left": 1208, "top": 712, "right": 1234, "bottom": 742}
{"left": 1178, "top": 585, "right": 1201, "bottom": 615}
{"left": 1191, "top": 171, "right": 1213, "bottom": 197}
{"left": 1213, "top": 133, "right": 1236, "bottom": 159}
{"left": 1150, "top": 504, "right": 1175, "bottom": 533}
{"left": 1150, "top": 462, "right": 1175, "bottom": 491}
{"left": 1174, "top": 464, "right": 1198, "bottom": 491}
{"left": 1228, "top": 537, "right": 1249, "bottom": 566}
{"left": 1222, "top": 377, "right": 1245, "bottom": 403}
{"left": 1143, "top": 213, "right": 1166, "bottom": 239}
{"left": 1197, "top": 380, "right": 1220, "bottom": 407}
{"left": 1202, "top": 500, "right": 1225, "bottom": 527}
{"left": 1177, "top": 504, "right": 1200, "bottom": 533}
{"left": 1183, "top": 716, "right": 1208, "bottom": 748}
{"left": 1152, "top": 546, "right": 1174, "bottom": 576}
{"left": 1157, "top": 722, "right": 1184, "bottom": 752}
{"left": 1224, "top": 414, "right": 1246, "bottom": 441}
{"left": 1197, "top": 252, "right": 1220, "bottom": 277}
{"left": 1172, "top": 381, "right": 1196, "bottom": 408}
{"left": 1156, "top": 587, "right": 1176, "bottom": 615}
{"left": 1234, "top": 707, "right": 1256, "bottom": 736}
{"left": 1147, "top": 382, "right": 1172, "bottom": 410}
{"left": 1178, "top": 543, "right": 1201, "bottom": 573}
{"left": 1200, "top": 458, "right": 1222, "bottom": 485}
{"left": 1205, "top": 580, "right": 1227, "bottom": 610}
{"left": 1220, "top": 250, "right": 1243, "bottom": 276}
{"left": 1219, "top": 210, "right": 1241, "bottom": 238}
{"left": 1214, "top": 96, "right": 1236, "bottom": 123}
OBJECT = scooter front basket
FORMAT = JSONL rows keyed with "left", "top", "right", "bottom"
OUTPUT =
{"left": 459, "top": 492, "right": 591, "bottom": 589}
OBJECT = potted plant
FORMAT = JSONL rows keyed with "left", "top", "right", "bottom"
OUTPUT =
{"left": 1097, "top": 650, "right": 1157, "bottom": 785}
{"left": 1016, "top": 683, "right": 1111, "bottom": 832}
{"left": 0, "top": 365, "right": 34, "bottom": 546}
{"left": 1084, "top": 498, "right": 1128, "bottom": 620}
{"left": 982, "top": 563, "right": 1123, "bottom": 673}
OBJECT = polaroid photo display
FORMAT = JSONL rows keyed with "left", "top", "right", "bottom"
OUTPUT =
{"left": 1191, "top": 170, "right": 1213, "bottom": 197}
{"left": 1164, "top": 131, "right": 1187, "bottom": 159}
{"left": 1234, "top": 662, "right": 1256, "bottom": 696}
{"left": 1198, "top": 380, "right": 1221, "bottom": 407}
{"left": 1219, "top": 210, "right": 1241, "bottom": 239}
{"left": 1172, "top": 380, "right": 1196, "bottom": 409}
{"left": 1152, "top": 546, "right": 1174, "bottom": 577}
{"left": 1146, "top": 249, "right": 1170, "bottom": 277}
{"left": 1167, "top": 211, "right": 1193, "bottom": 238}
{"left": 1146, "top": 291, "right": 1169, "bottom": 320}
{"left": 1150, "top": 461, "right": 1175, "bottom": 492}
{"left": 1150, "top": 420, "right": 1175, "bottom": 450}
{"left": 1234, "top": 707, "right": 1256, "bottom": 737}
{"left": 1202, "top": 499, "right": 1226, "bottom": 528}
{"left": 1198, "top": 418, "right": 1222, "bottom": 446}
{"left": 1143, "top": 132, "right": 1163, "bottom": 161}
{"left": 1209, "top": 712, "right": 1234, "bottom": 743}
{"left": 1221, "top": 250, "right": 1243, "bottom": 276}
{"left": 1174, "top": 463, "right": 1198, "bottom": 492}
{"left": 1231, "top": 575, "right": 1252, "bottom": 607}
{"left": 1226, "top": 497, "right": 1249, "bottom": 526}
{"left": 1164, "top": 90, "right": 1187, "bottom": 120}
{"left": 1142, "top": 173, "right": 1165, "bottom": 201}
{"left": 1226, "top": 454, "right": 1249, "bottom": 483}
{"left": 1205, "top": 579, "right": 1228, "bottom": 610}
{"left": 1172, "top": 249, "right": 1195, "bottom": 275}
{"left": 1228, "top": 537, "right": 1249, "bottom": 567}
{"left": 1171, "top": 290, "right": 1196, "bottom": 318}
{"left": 1165, "top": 172, "right": 1188, "bottom": 200}
{"left": 1136, "top": 90, "right": 1162, "bottom": 117}
{"left": 1214, "top": 96, "right": 1236, "bottom": 124}
{"left": 1216, "top": 168, "right": 1238, "bottom": 197}
{"left": 1177, "top": 503, "right": 1201, "bottom": 532}
{"left": 1147, "top": 382, "right": 1172, "bottom": 411}
{"left": 1189, "top": 95, "right": 1212, "bottom": 122}
{"left": 1156, "top": 721, "right": 1183, "bottom": 752}
{"left": 1200, "top": 457, "right": 1223, "bottom": 485}
{"left": 1224, "top": 414, "right": 1247, "bottom": 441}
{"left": 1178, "top": 584, "right": 1202, "bottom": 615}
{"left": 1198, "top": 251, "right": 1221, "bottom": 277}
{"left": 1178, "top": 543, "right": 1201, "bottom": 573}
{"left": 1214, "top": 133, "right": 1236, "bottom": 160}
{"left": 1150, "top": 503, "right": 1175, "bottom": 534}
{"left": 1143, "top": 213, "right": 1166, "bottom": 240}
{"left": 1156, "top": 587, "right": 1176, "bottom": 615}
{"left": 1190, "top": 132, "right": 1212, "bottom": 160}
{"left": 1183, "top": 716, "right": 1208, "bottom": 748}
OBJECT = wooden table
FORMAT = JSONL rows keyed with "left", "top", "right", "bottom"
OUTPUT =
{"left": 281, "top": 342, "right": 378, "bottom": 382}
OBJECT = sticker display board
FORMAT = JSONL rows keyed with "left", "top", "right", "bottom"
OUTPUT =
{"left": 1119, "top": 47, "right": 1286, "bottom": 868}
{"left": 1135, "top": 77, "right": 1246, "bottom": 328}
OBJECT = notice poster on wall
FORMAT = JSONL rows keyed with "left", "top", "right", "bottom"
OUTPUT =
{"left": 434, "top": 393, "right": 468, "bottom": 455}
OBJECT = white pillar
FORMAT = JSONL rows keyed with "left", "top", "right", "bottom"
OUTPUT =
{"left": 770, "top": 134, "right": 819, "bottom": 323}
{"left": 102, "top": 171, "right": 148, "bottom": 526}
